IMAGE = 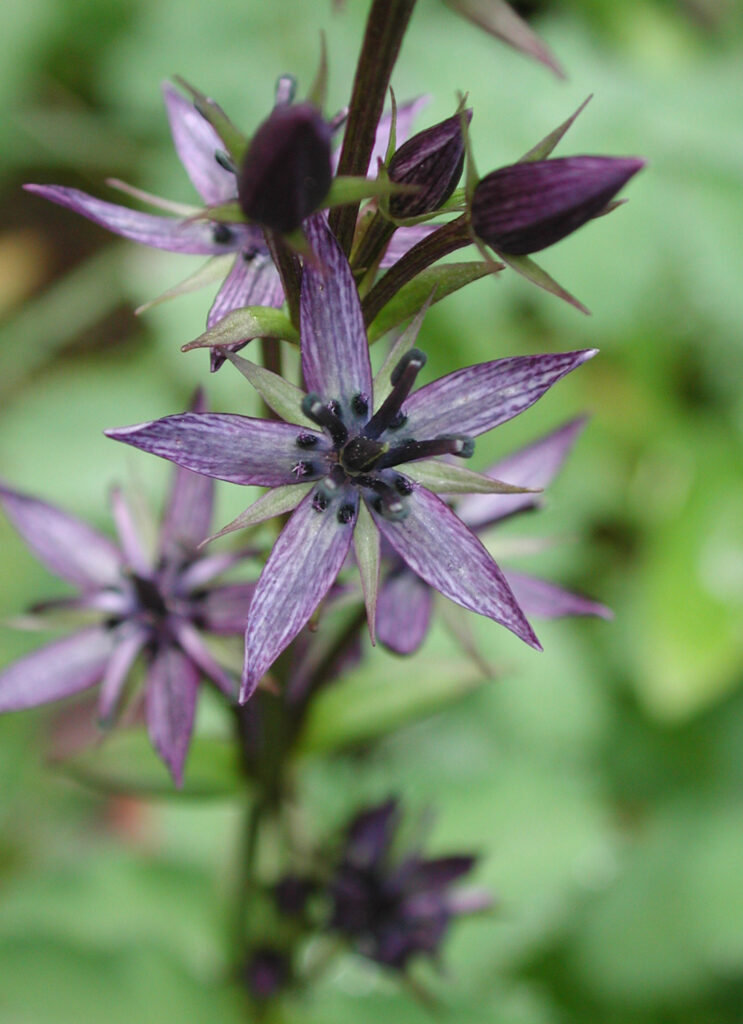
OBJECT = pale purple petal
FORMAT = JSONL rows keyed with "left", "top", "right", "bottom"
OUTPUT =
{"left": 0, "top": 628, "right": 115, "bottom": 712}
{"left": 110, "top": 487, "right": 151, "bottom": 576}
{"left": 159, "top": 393, "right": 215, "bottom": 560}
{"left": 145, "top": 644, "right": 199, "bottom": 785}
{"left": 458, "top": 417, "right": 587, "bottom": 530}
{"left": 378, "top": 223, "right": 437, "bottom": 268}
{"left": 404, "top": 350, "right": 597, "bottom": 440}
{"left": 199, "top": 583, "right": 256, "bottom": 634}
{"left": 178, "top": 551, "right": 252, "bottom": 591}
{"left": 367, "top": 96, "right": 430, "bottom": 173}
{"left": 0, "top": 484, "right": 123, "bottom": 589}
{"left": 207, "top": 248, "right": 284, "bottom": 327}
{"left": 106, "top": 414, "right": 332, "bottom": 487}
{"left": 376, "top": 567, "right": 433, "bottom": 655}
{"left": 97, "top": 625, "right": 148, "bottom": 722}
{"left": 171, "top": 618, "right": 236, "bottom": 697}
{"left": 24, "top": 184, "right": 251, "bottom": 255}
{"left": 242, "top": 487, "right": 358, "bottom": 700}
{"left": 162, "top": 83, "right": 236, "bottom": 205}
{"left": 370, "top": 484, "right": 540, "bottom": 649}
{"left": 503, "top": 569, "right": 612, "bottom": 620}
{"left": 301, "top": 215, "right": 372, "bottom": 409}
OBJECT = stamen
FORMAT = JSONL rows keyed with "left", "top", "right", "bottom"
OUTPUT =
{"left": 215, "top": 151, "right": 236, "bottom": 174}
{"left": 341, "top": 435, "right": 388, "bottom": 474}
{"left": 312, "top": 491, "right": 328, "bottom": 513}
{"left": 291, "top": 460, "right": 315, "bottom": 478}
{"left": 296, "top": 432, "right": 319, "bottom": 449}
{"left": 337, "top": 503, "right": 356, "bottom": 524}
{"left": 378, "top": 434, "right": 475, "bottom": 469}
{"left": 351, "top": 393, "right": 369, "bottom": 417}
{"left": 212, "top": 222, "right": 234, "bottom": 245}
{"left": 242, "top": 247, "right": 257, "bottom": 262}
{"left": 357, "top": 475, "right": 409, "bottom": 521}
{"left": 301, "top": 393, "right": 348, "bottom": 447}
{"left": 393, "top": 474, "right": 414, "bottom": 496}
{"left": 364, "top": 348, "right": 426, "bottom": 439}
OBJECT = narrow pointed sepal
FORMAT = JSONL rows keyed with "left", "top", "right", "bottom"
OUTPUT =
{"left": 353, "top": 499, "right": 381, "bottom": 644}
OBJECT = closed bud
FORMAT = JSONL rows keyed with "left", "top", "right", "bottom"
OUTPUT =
{"left": 387, "top": 110, "right": 471, "bottom": 218}
{"left": 471, "top": 155, "right": 645, "bottom": 255}
{"left": 237, "top": 102, "right": 332, "bottom": 233}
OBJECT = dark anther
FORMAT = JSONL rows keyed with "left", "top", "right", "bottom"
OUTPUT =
{"left": 296, "top": 432, "right": 319, "bottom": 449}
{"left": 131, "top": 574, "right": 168, "bottom": 617}
{"left": 328, "top": 399, "right": 343, "bottom": 419}
{"left": 312, "top": 491, "right": 329, "bottom": 513}
{"left": 388, "top": 411, "right": 407, "bottom": 430}
{"left": 394, "top": 474, "right": 414, "bottom": 496}
{"left": 292, "top": 460, "right": 315, "bottom": 478}
{"left": 364, "top": 348, "right": 427, "bottom": 440}
{"left": 337, "top": 503, "right": 356, "bottom": 524}
{"left": 358, "top": 476, "right": 408, "bottom": 521}
{"left": 242, "top": 247, "right": 257, "bottom": 262}
{"left": 301, "top": 393, "right": 348, "bottom": 447}
{"left": 351, "top": 393, "right": 369, "bottom": 417}
{"left": 215, "top": 151, "right": 236, "bottom": 174}
{"left": 212, "top": 222, "right": 234, "bottom": 245}
{"left": 378, "top": 435, "right": 475, "bottom": 470}
{"left": 341, "top": 436, "right": 387, "bottom": 475}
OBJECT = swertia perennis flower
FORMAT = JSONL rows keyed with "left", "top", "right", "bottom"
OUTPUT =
{"left": 0, "top": 392, "right": 254, "bottom": 784}
{"left": 106, "top": 216, "right": 596, "bottom": 701}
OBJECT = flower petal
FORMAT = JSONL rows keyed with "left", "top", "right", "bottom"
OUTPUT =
{"left": 162, "top": 83, "right": 236, "bottom": 205}
{"left": 378, "top": 223, "right": 436, "bottom": 268}
{"left": 171, "top": 618, "right": 237, "bottom": 697}
{"left": 242, "top": 487, "right": 358, "bottom": 700}
{"left": 0, "top": 628, "right": 115, "bottom": 712}
{"left": 106, "top": 413, "right": 332, "bottom": 487}
{"left": 403, "top": 350, "right": 597, "bottom": 440}
{"left": 301, "top": 215, "right": 372, "bottom": 411}
{"left": 0, "top": 483, "right": 123, "bottom": 588}
{"left": 457, "top": 417, "right": 587, "bottom": 530}
{"left": 145, "top": 644, "right": 200, "bottom": 785}
{"left": 368, "top": 95, "right": 430, "bottom": 172}
{"left": 24, "top": 184, "right": 251, "bottom": 254}
{"left": 370, "top": 483, "right": 540, "bottom": 649}
{"left": 376, "top": 566, "right": 433, "bottom": 655}
{"left": 159, "top": 391, "right": 215, "bottom": 559}
{"left": 200, "top": 583, "right": 256, "bottom": 634}
{"left": 110, "top": 487, "right": 151, "bottom": 576}
{"left": 97, "top": 624, "right": 148, "bottom": 722}
{"left": 207, "top": 249, "right": 285, "bottom": 368}
{"left": 503, "top": 570, "right": 612, "bottom": 620}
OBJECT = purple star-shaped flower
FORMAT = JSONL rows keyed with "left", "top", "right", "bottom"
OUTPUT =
{"left": 107, "top": 217, "right": 596, "bottom": 701}
{"left": 376, "top": 418, "right": 612, "bottom": 655}
{"left": 0, "top": 393, "right": 254, "bottom": 783}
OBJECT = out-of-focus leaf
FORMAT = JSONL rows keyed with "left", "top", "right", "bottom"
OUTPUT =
{"left": 181, "top": 306, "right": 298, "bottom": 352}
{"left": 441, "top": 0, "right": 564, "bottom": 77}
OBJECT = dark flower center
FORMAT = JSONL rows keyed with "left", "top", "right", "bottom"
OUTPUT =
{"left": 131, "top": 573, "right": 170, "bottom": 620}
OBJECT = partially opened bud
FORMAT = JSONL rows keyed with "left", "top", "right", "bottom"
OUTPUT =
{"left": 471, "top": 155, "right": 645, "bottom": 255}
{"left": 387, "top": 109, "right": 471, "bottom": 218}
{"left": 237, "top": 102, "right": 332, "bottom": 233}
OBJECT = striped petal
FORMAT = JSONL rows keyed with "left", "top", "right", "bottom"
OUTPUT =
{"left": 376, "top": 566, "right": 433, "bottom": 655}
{"left": 0, "top": 628, "right": 115, "bottom": 712}
{"left": 159, "top": 391, "right": 215, "bottom": 559}
{"left": 207, "top": 248, "right": 285, "bottom": 371}
{"left": 145, "top": 645, "right": 200, "bottom": 785}
{"left": 403, "top": 350, "right": 596, "bottom": 440}
{"left": 162, "top": 83, "right": 236, "bottom": 205}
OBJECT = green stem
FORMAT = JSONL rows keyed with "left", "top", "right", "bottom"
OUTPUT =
{"left": 232, "top": 796, "right": 263, "bottom": 961}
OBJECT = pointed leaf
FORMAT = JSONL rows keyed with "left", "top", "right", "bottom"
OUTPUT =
{"left": 402, "top": 459, "right": 540, "bottom": 495}
{"left": 182, "top": 306, "right": 298, "bottom": 352}
{"left": 207, "top": 250, "right": 284, "bottom": 328}
{"left": 519, "top": 96, "right": 592, "bottom": 163}
{"left": 226, "top": 353, "right": 314, "bottom": 426}
{"left": 307, "top": 32, "right": 328, "bottom": 110}
{"left": 442, "top": 0, "right": 564, "bottom": 77}
{"left": 136, "top": 255, "right": 235, "bottom": 316}
{"left": 353, "top": 499, "right": 381, "bottom": 644}
{"left": 500, "top": 251, "right": 590, "bottom": 313}
{"left": 207, "top": 482, "right": 314, "bottom": 542}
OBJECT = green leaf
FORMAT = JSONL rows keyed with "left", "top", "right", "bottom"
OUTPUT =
{"left": 56, "top": 730, "right": 244, "bottom": 799}
{"left": 519, "top": 95, "right": 592, "bottom": 163}
{"left": 172, "top": 77, "right": 247, "bottom": 164}
{"left": 296, "top": 652, "right": 490, "bottom": 754}
{"left": 207, "top": 482, "right": 313, "bottom": 542}
{"left": 194, "top": 201, "right": 246, "bottom": 224}
{"left": 403, "top": 460, "right": 540, "bottom": 495}
{"left": 324, "top": 175, "right": 417, "bottom": 210}
{"left": 353, "top": 500, "right": 381, "bottom": 644}
{"left": 499, "top": 252, "right": 590, "bottom": 315}
{"left": 226, "top": 352, "right": 311, "bottom": 425}
{"left": 367, "top": 261, "right": 500, "bottom": 343}
{"left": 181, "top": 307, "right": 298, "bottom": 353}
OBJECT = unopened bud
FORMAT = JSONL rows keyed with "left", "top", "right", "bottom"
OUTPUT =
{"left": 471, "top": 155, "right": 645, "bottom": 255}
{"left": 237, "top": 103, "right": 332, "bottom": 233}
{"left": 387, "top": 110, "right": 471, "bottom": 218}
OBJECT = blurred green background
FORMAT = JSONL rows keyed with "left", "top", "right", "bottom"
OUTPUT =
{"left": 1, "top": 0, "right": 743, "bottom": 1020}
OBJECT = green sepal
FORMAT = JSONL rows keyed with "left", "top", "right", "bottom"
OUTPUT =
{"left": 367, "top": 261, "right": 500, "bottom": 343}
{"left": 173, "top": 77, "right": 248, "bottom": 164}
{"left": 207, "top": 482, "right": 314, "bottom": 543}
{"left": 296, "top": 652, "right": 492, "bottom": 754}
{"left": 306, "top": 31, "right": 328, "bottom": 110}
{"left": 181, "top": 307, "right": 299, "bottom": 353}
{"left": 403, "top": 460, "right": 541, "bottom": 496}
{"left": 225, "top": 352, "right": 312, "bottom": 425}
{"left": 192, "top": 201, "right": 246, "bottom": 224}
{"left": 499, "top": 252, "right": 590, "bottom": 315}
{"left": 442, "top": 0, "right": 564, "bottom": 78}
{"left": 56, "top": 730, "right": 244, "bottom": 799}
{"left": 353, "top": 499, "right": 381, "bottom": 644}
{"left": 519, "top": 95, "right": 592, "bottom": 163}
{"left": 384, "top": 87, "right": 399, "bottom": 165}
{"left": 373, "top": 296, "right": 432, "bottom": 405}
{"left": 324, "top": 175, "right": 418, "bottom": 210}
{"left": 135, "top": 255, "right": 235, "bottom": 316}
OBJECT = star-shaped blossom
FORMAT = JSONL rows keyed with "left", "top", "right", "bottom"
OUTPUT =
{"left": 376, "top": 418, "right": 612, "bottom": 655}
{"left": 107, "top": 216, "right": 596, "bottom": 701}
{"left": 0, "top": 394, "right": 254, "bottom": 784}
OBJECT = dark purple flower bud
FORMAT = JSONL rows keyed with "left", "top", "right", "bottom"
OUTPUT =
{"left": 242, "top": 948, "right": 290, "bottom": 1001}
{"left": 471, "top": 155, "right": 645, "bottom": 255}
{"left": 237, "top": 103, "right": 332, "bottom": 233}
{"left": 388, "top": 110, "right": 471, "bottom": 218}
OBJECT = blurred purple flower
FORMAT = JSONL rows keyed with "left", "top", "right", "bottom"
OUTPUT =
{"left": 329, "top": 799, "right": 488, "bottom": 970}
{"left": 0, "top": 392, "right": 253, "bottom": 784}
{"left": 106, "top": 217, "right": 596, "bottom": 700}
{"left": 377, "top": 418, "right": 612, "bottom": 655}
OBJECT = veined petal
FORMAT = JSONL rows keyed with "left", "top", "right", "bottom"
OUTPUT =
{"left": 162, "top": 83, "right": 236, "bottom": 205}
{"left": 97, "top": 624, "right": 148, "bottom": 723}
{"left": 370, "top": 484, "right": 540, "bottom": 649}
{"left": 0, "top": 483, "right": 123, "bottom": 588}
{"left": 24, "top": 184, "right": 250, "bottom": 255}
{"left": 458, "top": 417, "right": 587, "bottom": 529}
{"left": 301, "top": 215, "right": 372, "bottom": 411}
{"left": 0, "top": 628, "right": 115, "bottom": 712}
{"left": 242, "top": 487, "right": 358, "bottom": 701}
{"left": 106, "top": 413, "right": 331, "bottom": 487}
{"left": 504, "top": 570, "right": 612, "bottom": 620}
{"left": 404, "top": 350, "right": 597, "bottom": 440}
{"left": 145, "top": 644, "right": 200, "bottom": 785}
{"left": 368, "top": 95, "right": 430, "bottom": 172}
{"left": 200, "top": 583, "right": 256, "bottom": 634}
{"left": 376, "top": 565, "right": 433, "bottom": 655}
{"left": 171, "top": 618, "right": 237, "bottom": 697}
{"left": 110, "top": 487, "right": 151, "bottom": 576}
{"left": 159, "top": 391, "right": 215, "bottom": 559}
{"left": 207, "top": 248, "right": 284, "bottom": 370}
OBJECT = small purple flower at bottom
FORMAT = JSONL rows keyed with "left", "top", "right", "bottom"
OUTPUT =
{"left": 0, "top": 392, "right": 254, "bottom": 784}
{"left": 328, "top": 799, "right": 489, "bottom": 970}
{"left": 106, "top": 216, "right": 596, "bottom": 701}
{"left": 376, "top": 418, "right": 612, "bottom": 656}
